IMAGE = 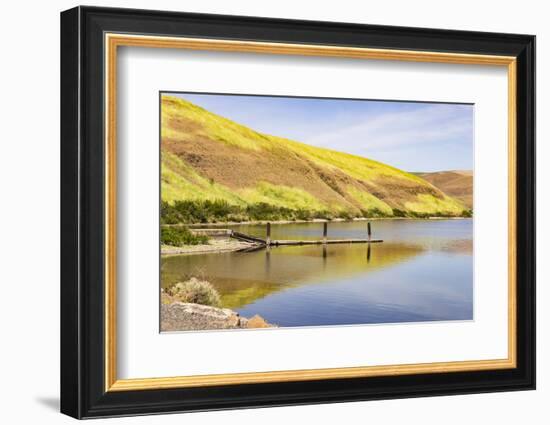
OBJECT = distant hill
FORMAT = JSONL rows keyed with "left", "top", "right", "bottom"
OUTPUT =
{"left": 415, "top": 170, "right": 473, "bottom": 209}
{"left": 161, "top": 95, "right": 468, "bottom": 217}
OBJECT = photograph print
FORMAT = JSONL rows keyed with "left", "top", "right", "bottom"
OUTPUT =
{"left": 160, "top": 92, "right": 474, "bottom": 332}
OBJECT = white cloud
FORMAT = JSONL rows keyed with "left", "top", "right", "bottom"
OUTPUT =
{"left": 303, "top": 104, "right": 473, "bottom": 156}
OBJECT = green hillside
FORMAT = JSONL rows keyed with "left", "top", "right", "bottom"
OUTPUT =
{"left": 161, "top": 95, "right": 469, "bottom": 222}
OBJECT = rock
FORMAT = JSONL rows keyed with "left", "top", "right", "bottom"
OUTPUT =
{"left": 161, "top": 302, "right": 241, "bottom": 331}
{"left": 160, "top": 302, "right": 275, "bottom": 332}
{"left": 246, "top": 314, "right": 272, "bottom": 329}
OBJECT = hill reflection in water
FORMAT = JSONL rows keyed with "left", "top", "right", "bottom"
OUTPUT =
{"left": 161, "top": 219, "right": 473, "bottom": 327}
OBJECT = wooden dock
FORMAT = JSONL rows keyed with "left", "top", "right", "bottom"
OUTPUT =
{"left": 231, "top": 231, "right": 269, "bottom": 244}
{"left": 229, "top": 221, "right": 383, "bottom": 247}
{"left": 269, "top": 239, "right": 383, "bottom": 246}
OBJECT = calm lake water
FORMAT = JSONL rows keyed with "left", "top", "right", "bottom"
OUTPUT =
{"left": 161, "top": 219, "right": 473, "bottom": 327}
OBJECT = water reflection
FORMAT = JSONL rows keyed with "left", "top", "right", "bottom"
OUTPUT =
{"left": 367, "top": 244, "right": 371, "bottom": 263}
{"left": 161, "top": 219, "right": 473, "bottom": 327}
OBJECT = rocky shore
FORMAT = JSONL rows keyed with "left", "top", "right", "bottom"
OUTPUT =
{"left": 161, "top": 284, "right": 275, "bottom": 332}
{"left": 161, "top": 302, "right": 275, "bottom": 332}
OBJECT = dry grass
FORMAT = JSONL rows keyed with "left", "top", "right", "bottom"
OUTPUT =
{"left": 416, "top": 170, "right": 473, "bottom": 209}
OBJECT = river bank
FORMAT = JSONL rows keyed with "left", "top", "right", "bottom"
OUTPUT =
{"left": 170, "top": 216, "right": 470, "bottom": 228}
{"left": 161, "top": 217, "right": 471, "bottom": 255}
{"left": 161, "top": 238, "right": 259, "bottom": 255}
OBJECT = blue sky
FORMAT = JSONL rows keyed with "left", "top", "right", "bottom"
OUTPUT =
{"left": 169, "top": 92, "right": 473, "bottom": 172}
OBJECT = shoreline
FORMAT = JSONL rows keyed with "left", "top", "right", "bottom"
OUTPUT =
{"left": 161, "top": 238, "right": 259, "bottom": 256}
{"left": 162, "top": 217, "right": 471, "bottom": 256}
{"left": 163, "top": 216, "right": 472, "bottom": 229}
{"left": 161, "top": 301, "right": 275, "bottom": 332}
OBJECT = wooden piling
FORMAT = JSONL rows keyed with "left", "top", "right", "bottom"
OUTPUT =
{"left": 367, "top": 222, "right": 372, "bottom": 241}
{"left": 367, "top": 244, "right": 371, "bottom": 262}
{"left": 231, "top": 223, "right": 383, "bottom": 248}
{"left": 274, "top": 238, "right": 382, "bottom": 245}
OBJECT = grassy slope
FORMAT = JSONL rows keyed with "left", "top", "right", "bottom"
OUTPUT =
{"left": 161, "top": 95, "right": 467, "bottom": 216}
{"left": 415, "top": 170, "right": 473, "bottom": 209}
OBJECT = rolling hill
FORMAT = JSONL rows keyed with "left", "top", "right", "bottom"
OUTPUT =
{"left": 415, "top": 170, "right": 473, "bottom": 209}
{"left": 161, "top": 95, "right": 469, "bottom": 218}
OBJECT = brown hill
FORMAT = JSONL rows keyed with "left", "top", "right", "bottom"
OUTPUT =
{"left": 415, "top": 170, "right": 473, "bottom": 209}
{"left": 161, "top": 95, "right": 468, "bottom": 216}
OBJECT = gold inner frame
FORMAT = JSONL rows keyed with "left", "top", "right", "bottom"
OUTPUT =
{"left": 104, "top": 33, "right": 517, "bottom": 392}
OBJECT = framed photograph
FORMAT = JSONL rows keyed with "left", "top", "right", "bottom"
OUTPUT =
{"left": 60, "top": 6, "right": 535, "bottom": 419}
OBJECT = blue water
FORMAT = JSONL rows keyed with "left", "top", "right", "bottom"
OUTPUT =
{"left": 161, "top": 219, "right": 473, "bottom": 327}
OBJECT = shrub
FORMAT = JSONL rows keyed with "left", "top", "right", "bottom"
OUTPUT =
{"left": 164, "top": 199, "right": 242, "bottom": 223}
{"left": 246, "top": 202, "right": 285, "bottom": 221}
{"left": 160, "top": 201, "right": 184, "bottom": 224}
{"left": 313, "top": 209, "right": 333, "bottom": 220}
{"left": 160, "top": 198, "right": 469, "bottom": 224}
{"left": 409, "top": 211, "right": 431, "bottom": 219}
{"left": 295, "top": 208, "right": 312, "bottom": 221}
{"left": 166, "top": 278, "right": 221, "bottom": 307}
{"left": 359, "top": 208, "right": 388, "bottom": 218}
{"left": 161, "top": 226, "right": 208, "bottom": 246}
{"left": 392, "top": 208, "right": 407, "bottom": 217}
{"left": 336, "top": 209, "right": 354, "bottom": 220}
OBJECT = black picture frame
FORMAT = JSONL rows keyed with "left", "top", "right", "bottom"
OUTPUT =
{"left": 61, "top": 5, "right": 535, "bottom": 419}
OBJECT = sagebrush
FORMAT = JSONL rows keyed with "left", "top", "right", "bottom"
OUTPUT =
{"left": 160, "top": 225, "right": 208, "bottom": 246}
{"left": 166, "top": 278, "right": 221, "bottom": 307}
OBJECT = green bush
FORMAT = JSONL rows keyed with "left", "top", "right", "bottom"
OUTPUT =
{"left": 312, "top": 209, "right": 333, "bottom": 220}
{"left": 162, "top": 199, "right": 241, "bottom": 223}
{"left": 160, "top": 198, "right": 469, "bottom": 224}
{"left": 161, "top": 226, "right": 208, "bottom": 246}
{"left": 246, "top": 202, "right": 294, "bottom": 221}
{"left": 409, "top": 211, "right": 431, "bottom": 219}
{"left": 336, "top": 209, "right": 354, "bottom": 220}
{"left": 358, "top": 208, "right": 389, "bottom": 218}
{"left": 295, "top": 208, "right": 312, "bottom": 221}
{"left": 160, "top": 201, "right": 184, "bottom": 224}
{"left": 166, "top": 278, "right": 221, "bottom": 307}
{"left": 392, "top": 208, "right": 407, "bottom": 217}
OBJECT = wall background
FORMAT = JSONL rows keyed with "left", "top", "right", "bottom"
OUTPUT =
{"left": 0, "top": 1, "right": 544, "bottom": 423}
